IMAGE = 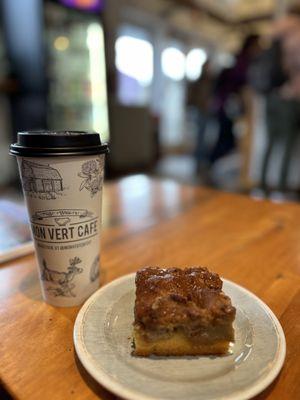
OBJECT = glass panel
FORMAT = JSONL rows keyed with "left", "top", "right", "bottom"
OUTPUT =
{"left": 45, "top": 2, "right": 109, "bottom": 141}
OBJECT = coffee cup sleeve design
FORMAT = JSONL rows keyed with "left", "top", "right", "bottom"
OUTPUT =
{"left": 78, "top": 158, "right": 103, "bottom": 197}
{"left": 41, "top": 257, "right": 83, "bottom": 297}
{"left": 10, "top": 131, "right": 108, "bottom": 307}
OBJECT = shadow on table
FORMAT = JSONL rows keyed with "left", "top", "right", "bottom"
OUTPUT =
{"left": 74, "top": 351, "right": 121, "bottom": 400}
{"left": 0, "top": 382, "right": 13, "bottom": 400}
{"left": 19, "top": 268, "right": 43, "bottom": 302}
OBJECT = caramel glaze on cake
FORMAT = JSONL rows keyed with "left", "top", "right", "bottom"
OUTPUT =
{"left": 133, "top": 267, "right": 236, "bottom": 356}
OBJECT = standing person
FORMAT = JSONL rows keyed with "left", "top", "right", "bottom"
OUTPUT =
{"left": 187, "top": 60, "right": 214, "bottom": 173}
{"left": 261, "top": 92, "right": 300, "bottom": 191}
{"left": 250, "top": 13, "right": 300, "bottom": 192}
{"left": 210, "top": 35, "right": 261, "bottom": 165}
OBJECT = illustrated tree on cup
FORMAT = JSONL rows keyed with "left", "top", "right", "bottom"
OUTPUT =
{"left": 78, "top": 158, "right": 103, "bottom": 197}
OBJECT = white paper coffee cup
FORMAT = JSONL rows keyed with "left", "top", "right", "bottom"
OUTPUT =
{"left": 10, "top": 131, "right": 109, "bottom": 307}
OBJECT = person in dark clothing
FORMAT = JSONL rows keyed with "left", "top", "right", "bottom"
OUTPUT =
{"left": 261, "top": 92, "right": 300, "bottom": 191}
{"left": 210, "top": 35, "right": 261, "bottom": 164}
{"left": 249, "top": 15, "right": 300, "bottom": 192}
{"left": 187, "top": 61, "right": 214, "bottom": 171}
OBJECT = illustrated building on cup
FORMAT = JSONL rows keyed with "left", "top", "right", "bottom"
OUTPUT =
{"left": 21, "top": 160, "right": 63, "bottom": 194}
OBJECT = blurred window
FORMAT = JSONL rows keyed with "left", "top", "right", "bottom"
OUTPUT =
{"left": 161, "top": 47, "right": 185, "bottom": 81}
{"left": 186, "top": 48, "right": 207, "bottom": 81}
{"left": 116, "top": 36, "right": 153, "bottom": 85}
{"left": 115, "top": 26, "right": 153, "bottom": 106}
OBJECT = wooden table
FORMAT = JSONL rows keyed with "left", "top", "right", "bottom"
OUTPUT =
{"left": 0, "top": 176, "right": 299, "bottom": 400}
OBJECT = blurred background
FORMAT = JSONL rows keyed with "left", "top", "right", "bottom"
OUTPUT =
{"left": 1, "top": 0, "right": 300, "bottom": 201}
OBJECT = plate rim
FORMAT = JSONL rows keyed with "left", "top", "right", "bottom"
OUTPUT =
{"left": 74, "top": 273, "right": 286, "bottom": 400}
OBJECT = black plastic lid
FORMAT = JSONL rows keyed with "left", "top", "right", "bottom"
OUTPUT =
{"left": 10, "top": 131, "right": 109, "bottom": 157}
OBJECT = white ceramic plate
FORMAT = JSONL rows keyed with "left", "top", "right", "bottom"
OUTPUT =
{"left": 74, "top": 274, "right": 286, "bottom": 400}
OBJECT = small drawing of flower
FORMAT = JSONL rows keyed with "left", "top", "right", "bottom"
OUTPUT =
{"left": 82, "top": 160, "right": 98, "bottom": 175}
{"left": 78, "top": 158, "right": 103, "bottom": 197}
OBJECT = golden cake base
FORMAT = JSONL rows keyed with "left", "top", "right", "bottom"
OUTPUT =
{"left": 133, "top": 329, "right": 231, "bottom": 357}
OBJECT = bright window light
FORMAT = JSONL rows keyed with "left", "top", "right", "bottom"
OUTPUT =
{"left": 115, "top": 36, "right": 153, "bottom": 86}
{"left": 54, "top": 36, "right": 69, "bottom": 51}
{"left": 186, "top": 48, "right": 207, "bottom": 81}
{"left": 162, "top": 47, "right": 186, "bottom": 81}
{"left": 216, "top": 52, "right": 235, "bottom": 68}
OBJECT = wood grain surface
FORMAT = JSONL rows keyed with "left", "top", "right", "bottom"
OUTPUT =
{"left": 0, "top": 175, "right": 299, "bottom": 400}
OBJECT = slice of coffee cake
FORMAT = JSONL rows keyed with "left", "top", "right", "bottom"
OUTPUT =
{"left": 133, "top": 267, "right": 236, "bottom": 356}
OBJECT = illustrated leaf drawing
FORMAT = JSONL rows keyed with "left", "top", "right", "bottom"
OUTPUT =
{"left": 78, "top": 158, "right": 103, "bottom": 197}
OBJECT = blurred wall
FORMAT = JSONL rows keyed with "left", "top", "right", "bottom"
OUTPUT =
{"left": 1, "top": 0, "right": 47, "bottom": 139}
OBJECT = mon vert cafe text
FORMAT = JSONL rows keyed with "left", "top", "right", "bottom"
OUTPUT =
{"left": 31, "top": 219, "right": 98, "bottom": 243}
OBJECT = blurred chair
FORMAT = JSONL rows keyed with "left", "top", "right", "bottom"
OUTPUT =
{"left": 108, "top": 104, "right": 156, "bottom": 174}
